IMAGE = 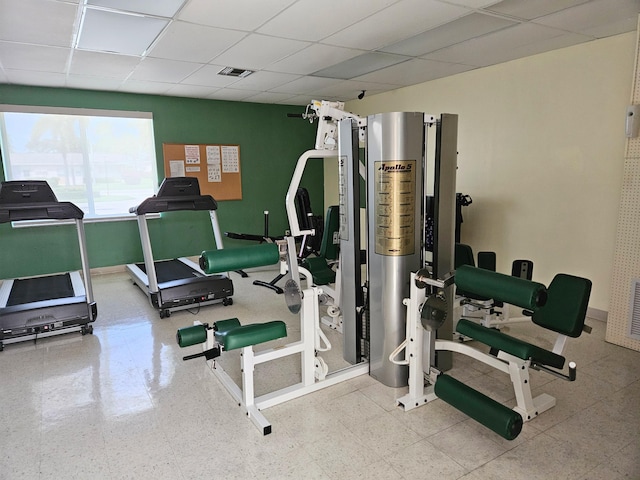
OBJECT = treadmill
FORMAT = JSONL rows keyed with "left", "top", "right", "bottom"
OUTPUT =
{"left": 126, "top": 177, "right": 233, "bottom": 318}
{"left": 0, "top": 181, "right": 97, "bottom": 350}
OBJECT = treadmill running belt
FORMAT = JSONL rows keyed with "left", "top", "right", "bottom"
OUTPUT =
{"left": 7, "top": 274, "right": 75, "bottom": 306}
{"left": 136, "top": 260, "right": 203, "bottom": 284}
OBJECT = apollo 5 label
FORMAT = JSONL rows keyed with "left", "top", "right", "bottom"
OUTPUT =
{"left": 374, "top": 160, "right": 416, "bottom": 255}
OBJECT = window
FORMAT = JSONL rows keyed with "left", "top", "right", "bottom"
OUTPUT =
{"left": 0, "top": 105, "right": 158, "bottom": 221}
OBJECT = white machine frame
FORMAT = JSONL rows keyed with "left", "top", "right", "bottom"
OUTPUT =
{"left": 187, "top": 236, "right": 368, "bottom": 434}
{"left": 391, "top": 272, "right": 573, "bottom": 421}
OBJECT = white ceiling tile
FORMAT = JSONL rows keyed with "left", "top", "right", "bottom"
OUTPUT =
{"left": 581, "top": 16, "right": 639, "bottom": 38}
{"left": 178, "top": 0, "right": 296, "bottom": 31}
{"left": 269, "top": 76, "right": 344, "bottom": 95}
{"left": 119, "top": 80, "right": 174, "bottom": 95}
{"left": 242, "top": 91, "right": 295, "bottom": 104}
{"left": 69, "top": 50, "right": 141, "bottom": 78}
{"left": 180, "top": 64, "right": 242, "bottom": 87}
{"left": 313, "top": 52, "right": 410, "bottom": 79}
{"left": 5, "top": 69, "right": 67, "bottom": 87}
{"left": 207, "top": 88, "right": 261, "bottom": 101}
{"left": 0, "top": 0, "right": 78, "bottom": 47}
{"left": 274, "top": 94, "right": 318, "bottom": 106}
{"left": 211, "top": 34, "right": 310, "bottom": 71}
{"left": 267, "top": 44, "right": 364, "bottom": 75}
{"left": 228, "top": 71, "right": 301, "bottom": 91}
{"left": 148, "top": 21, "right": 246, "bottom": 63}
{"left": 424, "top": 23, "right": 572, "bottom": 66}
{"left": 312, "top": 79, "right": 397, "bottom": 99}
{"left": 443, "top": 0, "right": 502, "bottom": 7}
{"left": 166, "top": 83, "right": 220, "bottom": 98}
{"left": 381, "top": 12, "right": 517, "bottom": 56}
{"left": 78, "top": 8, "right": 169, "bottom": 55}
{"left": 535, "top": 0, "right": 640, "bottom": 34}
{"left": 66, "top": 74, "right": 123, "bottom": 90}
{"left": 355, "top": 58, "right": 475, "bottom": 85}
{"left": 257, "top": 0, "right": 398, "bottom": 41}
{"left": 87, "top": 0, "right": 187, "bottom": 18}
{"left": 130, "top": 58, "right": 202, "bottom": 83}
{"left": 0, "top": 43, "right": 71, "bottom": 73}
{"left": 485, "top": 0, "right": 591, "bottom": 20}
{"left": 322, "top": 0, "right": 471, "bottom": 50}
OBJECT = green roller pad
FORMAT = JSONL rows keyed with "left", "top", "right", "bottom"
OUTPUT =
{"left": 214, "top": 318, "right": 241, "bottom": 334}
{"left": 455, "top": 265, "right": 547, "bottom": 310}
{"left": 176, "top": 324, "right": 207, "bottom": 348}
{"left": 200, "top": 243, "right": 279, "bottom": 274}
{"left": 435, "top": 374, "right": 523, "bottom": 441}
{"left": 456, "top": 319, "right": 565, "bottom": 369}
{"left": 215, "top": 321, "right": 287, "bottom": 351}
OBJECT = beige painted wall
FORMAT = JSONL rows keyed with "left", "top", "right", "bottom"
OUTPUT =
{"left": 324, "top": 32, "right": 635, "bottom": 312}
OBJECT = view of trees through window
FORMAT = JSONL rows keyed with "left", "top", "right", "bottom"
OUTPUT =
{"left": 0, "top": 107, "right": 158, "bottom": 219}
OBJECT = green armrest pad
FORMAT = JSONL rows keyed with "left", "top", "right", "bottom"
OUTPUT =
{"left": 302, "top": 257, "right": 336, "bottom": 285}
{"left": 215, "top": 321, "right": 287, "bottom": 351}
{"left": 214, "top": 318, "right": 241, "bottom": 334}
{"left": 456, "top": 319, "right": 565, "bottom": 369}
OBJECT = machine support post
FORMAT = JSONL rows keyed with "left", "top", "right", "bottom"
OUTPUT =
{"left": 432, "top": 113, "right": 458, "bottom": 371}
{"left": 339, "top": 118, "right": 364, "bottom": 364}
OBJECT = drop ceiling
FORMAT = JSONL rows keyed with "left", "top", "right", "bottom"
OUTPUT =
{"left": 0, "top": 0, "right": 638, "bottom": 105}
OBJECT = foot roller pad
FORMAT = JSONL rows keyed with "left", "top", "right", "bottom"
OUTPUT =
{"left": 200, "top": 243, "right": 280, "bottom": 274}
{"left": 176, "top": 324, "right": 207, "bottom": 348}
{"left": 214, "top": 320, "right": 287, "bottom": 351}
{"left": 434, "top": 374, "right": 523, "bottom": 440}
{"left": 455, "top": 265, "right": 547, "bottom": 311}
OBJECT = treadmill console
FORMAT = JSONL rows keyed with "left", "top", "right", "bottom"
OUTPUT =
{"left": 0, "top": 180, "right": 58, "bottom": 204}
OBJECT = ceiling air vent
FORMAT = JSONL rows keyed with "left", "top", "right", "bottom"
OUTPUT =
{"left": 629, "top": 279, "right": 640, "bottom": 340}
{"left": 218, "top": 67, "right": 254, "bottom": 78}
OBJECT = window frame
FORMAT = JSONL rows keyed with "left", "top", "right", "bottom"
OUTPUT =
{"left": 0, "top": 104, "right": 159, "bottom": 226}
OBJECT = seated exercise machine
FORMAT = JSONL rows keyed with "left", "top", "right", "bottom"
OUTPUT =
{"left": 126, "top": 177, "right": 233, "bottom": 318}
{"left": 390, "top": 264, "right": 592, "bottom": 440}
{"left": 454, "top": 243, "right": 535, "bottom": 332}
{"left": 176, "top": 237, "right": 368, "bottom": 435}
{"left": 0, "top": 180, "right": 97, "bottom": 350}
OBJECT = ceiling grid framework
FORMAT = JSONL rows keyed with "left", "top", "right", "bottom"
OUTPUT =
{"left": 0, "top": 0, "right": 638, "bottom": 104}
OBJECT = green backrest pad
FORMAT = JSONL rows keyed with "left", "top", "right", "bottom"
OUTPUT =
{"left": 200, "top": 243, "right": 280, "bottom": 274}
{"left": 455, "top": 265, "right": 547, "bottom": 311}
{"left": 319, "top": 205, "right": 340, "bottom": 261}
{"left": 455, "top": 243, "right": 475, "bottom": 269}
{"left": 214, "top": 320, "right": 287, "bottom": 351}
{"left": 532, "top": 274, "right": 592, "bottom": 338}
{"left": 456, "top": 319, "right": 566, "bottom": 369}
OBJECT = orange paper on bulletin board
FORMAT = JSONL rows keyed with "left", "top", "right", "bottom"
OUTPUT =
{"left": 162, "top": 143, "right": 242, "bottom": 200}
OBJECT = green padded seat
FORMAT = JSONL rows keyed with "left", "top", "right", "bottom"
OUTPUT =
{"left": 301, "top": 256, "right": 336, "bottom": 285}
{"left": 456, "top": 319, "right": 565, "bottom": 369}
{"left": 214, "top": 320, "right": 287, "bottom": 351}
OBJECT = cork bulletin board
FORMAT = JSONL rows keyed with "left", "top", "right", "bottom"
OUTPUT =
{"left": 162, "top": 143, "right": 242, "bottom": 200}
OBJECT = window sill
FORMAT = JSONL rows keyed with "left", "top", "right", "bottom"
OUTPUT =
{"left": 11, "top": 213, "right": 161, "bottom": 228}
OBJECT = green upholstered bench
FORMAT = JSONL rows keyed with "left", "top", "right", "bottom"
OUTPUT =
{"left": 455, "top": 273, "right": 591, "bottom": 369}
{"left": 456, "top": 319, "right": 565, "bottom": 368}
{"left": 214, "top": 318, "right": 287, "bottom": 351}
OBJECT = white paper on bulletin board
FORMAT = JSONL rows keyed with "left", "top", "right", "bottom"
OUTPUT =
{"left": 208, "top": 164, "right": 222, "bottom": 182}
{"left": 221, "top": 145, "right": 239, "bottom": 173}
{"left": 169, "top": 160, "right": 185, "bottom": 177}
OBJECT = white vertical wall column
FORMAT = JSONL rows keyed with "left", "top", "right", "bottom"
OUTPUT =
{"left": 607, "top": 16, "right": 640, "bottom": 352}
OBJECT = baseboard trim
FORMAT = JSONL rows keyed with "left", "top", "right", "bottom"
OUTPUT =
{"left": 587, "top": 307, "right": 608, "bottom": 322}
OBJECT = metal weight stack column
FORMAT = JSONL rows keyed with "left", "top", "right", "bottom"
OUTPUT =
{"left": 366, "top": 112, "right": 426, "bottom": 387}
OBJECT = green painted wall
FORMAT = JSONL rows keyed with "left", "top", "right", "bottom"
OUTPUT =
{"left": 0, "top": 85, "right": 320, "bottom": 279}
